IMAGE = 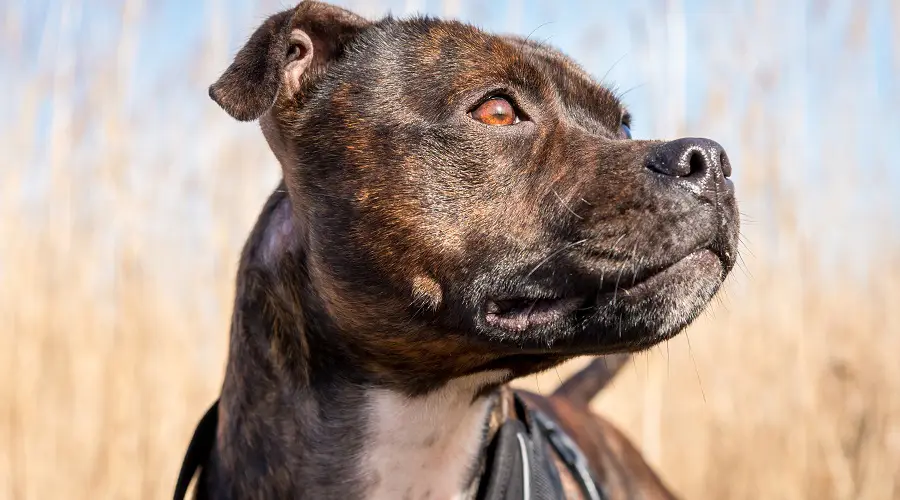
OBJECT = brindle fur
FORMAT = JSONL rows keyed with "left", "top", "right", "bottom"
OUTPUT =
{"left": 193, "top": 1, "right": 738, "bottom": 498}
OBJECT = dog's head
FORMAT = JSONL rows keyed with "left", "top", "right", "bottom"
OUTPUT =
{"left": 212, "top": 1, "right": 739, "bottom": 392}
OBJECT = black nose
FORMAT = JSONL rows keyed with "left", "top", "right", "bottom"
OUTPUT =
{"left": 645, "top": 138, "right": 732, "bottom": 187}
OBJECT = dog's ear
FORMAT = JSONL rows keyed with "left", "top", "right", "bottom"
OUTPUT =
{"left": 209, "top": 1, "right": 370, "bottom": 121}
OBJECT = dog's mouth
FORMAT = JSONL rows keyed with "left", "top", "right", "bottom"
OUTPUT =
{"left": 484, "top": 248, "right": 724, "bottom": 333}
{"left": 484, "top": 296, "right": 584, "bottom": 332}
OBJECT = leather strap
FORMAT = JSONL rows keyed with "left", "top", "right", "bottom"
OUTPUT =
{"left": 476, "top": 394, "right": 604, "bottom": 500}
{"left": 173, "top": 400, "right": 219, "bottom": 500}
{"left": 531, "top": 407, "right": 606, "bottom": 500}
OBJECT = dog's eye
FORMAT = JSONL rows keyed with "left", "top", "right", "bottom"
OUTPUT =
{"left": 470, "top": 97, "right": 520, "bottom": 126}
{"left": 618, "top": 113, "right": 633, "bottom": 139}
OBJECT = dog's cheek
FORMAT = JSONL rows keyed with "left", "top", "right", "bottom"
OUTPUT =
{"left": 306, "top": 251, "right": 377, "bottom": 333}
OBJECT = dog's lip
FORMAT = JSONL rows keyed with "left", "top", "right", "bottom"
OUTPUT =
{"left": 598, "top": 248, "right": 722, "bottom": 301}
{"left": 592, "top": 241, "right": 729, "bottom": 293}
{"left": 483, "top": 247, "right": 725, "bottom": 332}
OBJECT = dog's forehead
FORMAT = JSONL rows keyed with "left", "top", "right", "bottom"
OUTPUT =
{"left": 500, "top": 34, "right": 625, "bottom": 126}
{"left": 350, "top": 18, "right": 624, "bottom": 126}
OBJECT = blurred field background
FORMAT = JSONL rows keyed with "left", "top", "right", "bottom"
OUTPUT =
{"left": 2, "top": 0, "right": 899, "bottom": 498}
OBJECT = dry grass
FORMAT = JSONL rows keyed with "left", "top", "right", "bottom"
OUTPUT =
{"left": 2, "top": 0, "right": 899, "bottom": 499}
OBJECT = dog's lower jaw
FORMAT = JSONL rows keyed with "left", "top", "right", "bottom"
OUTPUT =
{"left": 363, "top": 370, "right": 509, "bottom": 500}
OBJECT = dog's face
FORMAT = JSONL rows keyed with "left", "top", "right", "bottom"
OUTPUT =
{"left": 212, "top": 2, "right": 739, "bottom": 389}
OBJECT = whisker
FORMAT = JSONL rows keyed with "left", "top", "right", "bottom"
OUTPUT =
{"left": 738, "top": 235, "right": 756, "bottom": 258}
{"left": 736, "top": 252, "right": 752, "bottom": 280}
{"left": 524, "top": 299, "right": 539, "bottom": 319}
{"left": 552, "top": 189, "right": 583, "bottom": 220}
{"left": 611, "top": 233, "right": 627, "bottom": 252}
{"left": 632, "top": 253, "right": 646, "bottom": 286}
{"left": 525, "top": 239, "right": 588, "bottom": 278}
{"left": 617, "top": 83, "right": 647, "bottom": 100}
{"left": 601, "top": 52, "right": 629, "bottom": 84}
{"left": 606, "top": 235, "right": 629, "bottom": 305}
{"left": 665, "top": 339, "right": 671, "bottom": 379}
{"left": 686, "top": 333, "right": 707, "bottom": 404}
{"left": 712, "top": 292, "right": 728, "bottom": 315}
{"left": 612, "top": 260, "right": 627, "bottom": 306}
{"left": 524, "top": 21, "right": 554, "bottom": 44}
{"left": 612, "top": 244, "right": 639, "bottom": 306}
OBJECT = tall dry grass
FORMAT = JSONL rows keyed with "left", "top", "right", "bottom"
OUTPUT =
{"left": 2, "top": 0, "right": 898, "bottom": 499}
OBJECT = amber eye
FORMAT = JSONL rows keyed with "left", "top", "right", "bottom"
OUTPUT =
{"left": 619, "top": 113, "right": 633, "bottom": 139}
{"left": 470, "top": 97, "right": 520, "bottom": 126}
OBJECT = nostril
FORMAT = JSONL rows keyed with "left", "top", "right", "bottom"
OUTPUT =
{"left": 686, "top": 150, "right": 705, "bottom": 177}
{"left": 720, "top": 151, "right": 732, "bottom": 177}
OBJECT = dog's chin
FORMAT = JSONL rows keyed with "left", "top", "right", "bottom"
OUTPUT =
{"left": 479, "top": 248, "right": 727, "bottom": 354}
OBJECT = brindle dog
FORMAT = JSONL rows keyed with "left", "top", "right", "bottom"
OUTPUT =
{"left": 186, "top": 1, "right": 739, "bottom": 498}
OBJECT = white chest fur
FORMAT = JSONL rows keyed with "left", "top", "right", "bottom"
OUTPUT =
{"left": 363, "top": 372, "right": 508, "bottom": 500}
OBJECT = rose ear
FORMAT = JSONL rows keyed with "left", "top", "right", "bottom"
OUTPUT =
{"left": 209, "top": 1, "right": 370, "bottom": 121}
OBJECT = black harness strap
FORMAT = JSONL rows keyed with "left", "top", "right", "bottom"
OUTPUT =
{"left": 173, "top": 400, "right": 219, "bottom": 500}
{"left": 476, "top": 395, "right": 565, "bottom": 500}
{"left": 476, "top": 395, "right": 606, "bottom": 500}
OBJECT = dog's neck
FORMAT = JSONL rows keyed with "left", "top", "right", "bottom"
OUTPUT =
{"left": 204, "top": 193, "right": 504, "bottom": 499}
{"left": 211, "top": 321, "right": 502, "bottom": 500}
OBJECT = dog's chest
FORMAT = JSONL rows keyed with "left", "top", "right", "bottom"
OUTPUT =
{"left": 362, "top": 373, "right": 505, "bottom": 500}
